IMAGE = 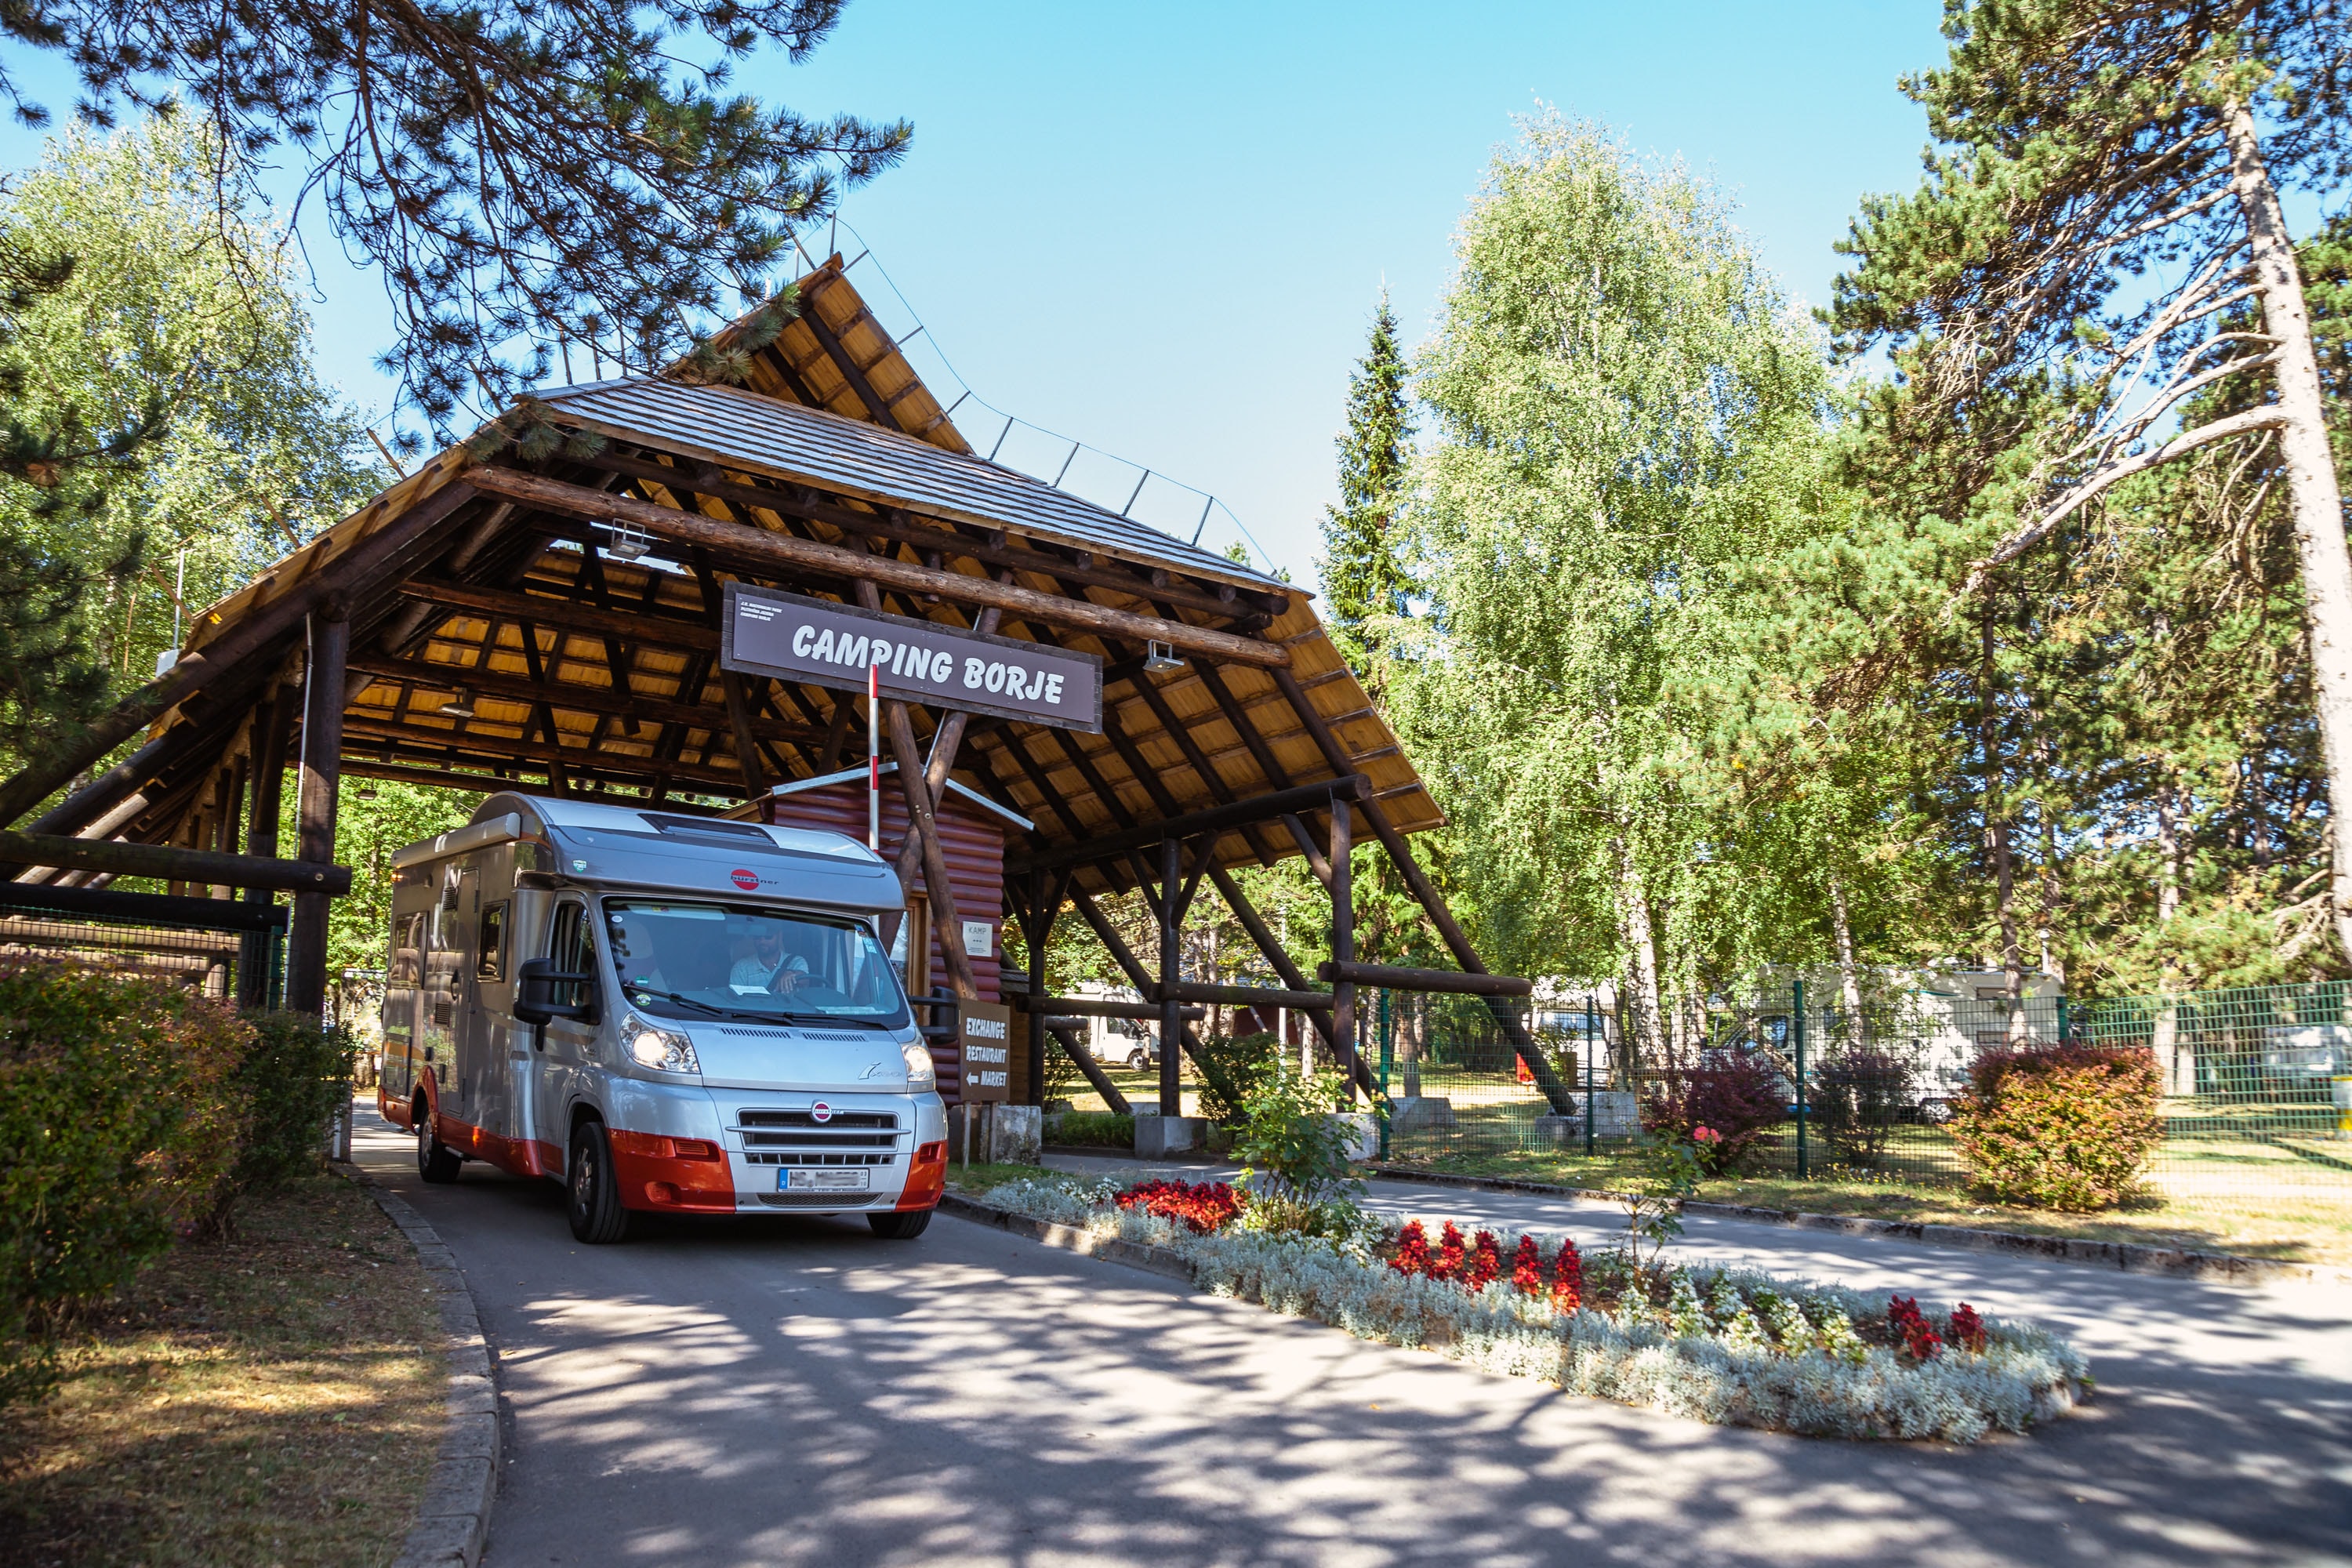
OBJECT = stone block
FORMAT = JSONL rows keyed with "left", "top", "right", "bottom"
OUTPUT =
{"left": 1534, "top": 1091, "right": 1639, "bottom": 1142}
{"left": 988, "top": 1104, "right": 1042, "bottom": 1165}
{"left": 1387, "top": 1096, "right": 1457, "bottom": 1131}
{"left": 1330, "top": 1112, "right": 1380, "bottom": 1161}
{"left": 1134, "top": 1114, "right": 1206, "bottom": 1159}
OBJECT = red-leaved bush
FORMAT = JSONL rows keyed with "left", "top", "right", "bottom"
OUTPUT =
{"left": 1887, "top": 1294, "right": 1943, "bottom": 1361}
{"left": 1432, "top": 1221, "right": 1468, "bottom": 1281}
{"left": 1390, "top": 1220, "right": 1432, "bottom": 1275}
{"left": 1552, "top": 1238, "right": 1583, "bottom": 1309}
{"left": 1948, "top": 1303, "right": 1988, "bottom": 1353}
{"left": 1510, "top": 1236, "right": 1543, "bottom": 1294}
{"left": 1948, "top": 1044, "right": 2163, "bottom": 1210}
{"left": 1642, "top": 1050, "right": 1788, "bottom": 1173}
{"left": 1115, "top": 1178, "right": 1241, "bottom": 1233}
{"left": 1465, "top": 1231, "right": 1501, "bottom": 1290}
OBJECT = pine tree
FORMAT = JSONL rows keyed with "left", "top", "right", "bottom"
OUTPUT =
{"left": 1828, "top": 0, "right": 2352, "bottom": 960}
{"left": 0, "top": 0, "right": 909, "bottom": 441}
{"left": 1318, "top": 292, "right": 1415, "bottom": 677}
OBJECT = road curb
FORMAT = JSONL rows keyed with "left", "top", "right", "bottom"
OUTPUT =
{"left": 336, "top": 1162, "right": 502, "bottom": 1568}
{"left": 1363, "top": 1163, "right": 2338, "bottom": 1285}
{"left": 938, "top": 1192, "right": 1195, "bottom": 1283}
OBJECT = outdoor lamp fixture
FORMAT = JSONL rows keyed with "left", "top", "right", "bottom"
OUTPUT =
{"left": 599, "top": 517, "right": 653, "bottom": 561}
{"left": 1145, "top": 639, "right": 1186, "bottom": 673}
{"left": 438, "top": 688, "right": 477, "bottom": 718}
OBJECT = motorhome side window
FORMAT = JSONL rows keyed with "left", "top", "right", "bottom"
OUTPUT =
{"left": 549, "top": 902, "right": 593, "bottom": 975}
{"left": 477, "top": 902, "right": 509, "bottom": 981}
{"left": 604, "top": 901, "right": 910, "bottom": 1029}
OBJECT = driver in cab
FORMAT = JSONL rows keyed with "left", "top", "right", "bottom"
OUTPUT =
{"left": 730, "top": 924, "right": 812, "bottom": 996}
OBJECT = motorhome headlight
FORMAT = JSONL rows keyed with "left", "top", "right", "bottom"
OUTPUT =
{"left": 900, "top": 1040, "right": 935, "bottom": 1088}
{"left": 622, "top": 1014, "right": 701, "bottom": 1075}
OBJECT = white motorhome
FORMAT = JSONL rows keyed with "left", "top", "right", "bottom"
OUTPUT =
{"left": 376, "top": 793, "right": 948, "bottom": 1243}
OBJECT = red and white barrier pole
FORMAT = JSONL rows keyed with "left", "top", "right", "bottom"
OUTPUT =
{"left": 867, "top": 660, "right": 881, "bottom": 852}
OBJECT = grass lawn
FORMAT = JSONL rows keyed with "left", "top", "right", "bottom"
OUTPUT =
{"left": 1388, "top": 1145, "right": 2352, "bottom": 1268}
{"left": 0, "top": 1172, "right": 445, "bottom": 1568}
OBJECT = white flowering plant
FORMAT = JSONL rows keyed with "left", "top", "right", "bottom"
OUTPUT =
{"left": 968, "top": 1173, "right": 2089, "bottom": 1444}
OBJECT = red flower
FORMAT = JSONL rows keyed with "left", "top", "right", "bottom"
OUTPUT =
{"left": 1432, "top": 1221, "right": 1468, "bottom": 1282}
{"left": 1693, "top": 1124, "right": 1722, "bottom": 1144}
{"left": 1947, "top": 1302, "right": 1988, "bottom": 1353}
{"left": 1389, "top": 1220, "right": 1432, "bottom": 1276}
{"left": 1466, "top": 1230, "right": 1501, "bottom": 1290}
{"left": 1887, "top": 1294, "right": 1944, "bottom": 1361}
{"left": 1510, "top": 1235, "right": 1544, "bottom": 1294}
{"left": 1114, "top": 1178, "right": 1241, "bottom": 1233}
{"left": 1551, "top": 1237, "right": 1584, "bottom": 1311}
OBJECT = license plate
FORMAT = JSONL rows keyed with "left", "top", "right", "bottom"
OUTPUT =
{"left": 783, "top": 1168, "right": 869, "bottom": 1192}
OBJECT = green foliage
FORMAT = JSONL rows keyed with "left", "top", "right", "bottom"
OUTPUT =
{"left": 327, "top": 782, "right": 474, "bottom": 975}
{"left": 1949, "top": 1044, "right": 2165, "bottom": 1211}
{"left": 1194, "top": 1030, "right": 1280, "bottom": 1127}
{"left": 1391, "top": 111, "right": 1834, "bottom": 1001}
{"left": 0, "top": 963, "right": 246, "bottom": 1406}
{"left": 0, "top": 3, "right": 909, "bottom": 436}
{"left": 0, "top": 115, "right": 380, "bottom": 768}
{"left": 1618, "top": 1129, "right": 1705, "bottom": 1276}
{"left": 1046, "top": 1111, "right": 1133, "bottom": 1149}
{"left": 218, "top": 1012, "right": 354, "bottom": 1217}
{"left": 1233, "top": 1065, "right": 1362, "bottom": 1204}
{"left": 1319, "top": 292, "right": 1416, "bottom": 676}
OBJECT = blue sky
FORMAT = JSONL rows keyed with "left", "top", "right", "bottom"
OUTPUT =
{"left": 1, "top": 2, "right": 1951, "bottom": 588}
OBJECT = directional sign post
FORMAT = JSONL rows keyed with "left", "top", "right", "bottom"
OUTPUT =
{"left": 721, "top": 583, "right": 1105, "bottom": 732}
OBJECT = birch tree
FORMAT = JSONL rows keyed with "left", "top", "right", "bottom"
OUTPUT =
{"left": 1393, "top": 115, "right": 1829, "bottom": 1052}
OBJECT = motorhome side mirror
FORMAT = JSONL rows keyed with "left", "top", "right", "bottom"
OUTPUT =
{"left": 514, "top": 958, "right": 598, "bottom": 1025}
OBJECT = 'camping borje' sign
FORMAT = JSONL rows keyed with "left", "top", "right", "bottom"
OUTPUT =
{"left": 720, "top": 583, "right": 1104, "bottom": 733}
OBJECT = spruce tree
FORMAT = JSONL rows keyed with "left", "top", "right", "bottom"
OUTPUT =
{"left": 1318, "top": 292, "right": 1415, "bottom": 677}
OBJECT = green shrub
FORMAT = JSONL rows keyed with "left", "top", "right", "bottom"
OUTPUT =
{"left": 1810, "top": 1046, "right": 1913, "bottom": 1169}
{"left": 0, "top": 962, "right": 247, "bottom": 1405}
{"left": 1234, "top": 1065, "right": 1360, "bottom": 1205}
{"left": 1949, "top": 1044, "right": 2164, "bottom": 1210}
{"left": 1195, "top": 1030, "right": 1280, "bottom": 1127}
{"left": 216, "top": 1011, "right": 354, "bottom": 1220}
{"left": 1049, "top": 1110, "right": 1134, "bottom": 1148}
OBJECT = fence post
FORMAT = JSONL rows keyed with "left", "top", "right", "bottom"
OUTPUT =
{"left": 1377, "top": 989, "right": 1392, "bottom": 1161}
{"left": 2057, "top": 994, "right": 2070, "bottom": 1045}
{"left": 1584, "top": 996, "right": 1597, "bottom": 1156}
{"left": 1793, "top": 977, "right": 1808, "bottom": 1180}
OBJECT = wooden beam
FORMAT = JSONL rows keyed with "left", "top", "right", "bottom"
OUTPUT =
{"left": 1005, "top": 775, "right": 1370, "bottom": 877}
{"left": 1033, "top": 996, "right": 1207, "bottom": 1022}
{"left": 404, "top": 577, "right": 720, "bottom": 653}
{"left": 0, "top": 829, "right": 350, "bottom": 894}
{"left": 797, "top": 273, "right": 903, "bottom": 429}
{"left": 286, "top": 610, "right": 349, "bottom": 1015}
{"left": 1316, "top": 960, "right": 1534, "bottom": 998}
{"left": 0, "top": 477, "right": 481, "bottom": 829}
{"left": 466, "top": 465, "right": 1290, "bottom": 669}
{"left": 592, "top": 449, "right": 1283, "bottom": 621}
{"left": 339, "top": 719, "right": 750, "bottom": 793}
{"left": 1047, "top": 1023, "right": 1131, "bottom": 1116}
{"left": 345, "top": 653, "right": 822, "bottom": 747}
{"left": 1163, "top": 980, "right": 1334, "bottom": 1011}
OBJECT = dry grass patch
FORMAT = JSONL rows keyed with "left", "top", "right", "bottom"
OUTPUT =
{"left": 0, "top": 1173, "right": 443, "bottom": 1568}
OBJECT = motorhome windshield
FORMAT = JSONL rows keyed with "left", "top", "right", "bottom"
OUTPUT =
{"left": 604, "top": 901, "right": 910, "bottom": 1029}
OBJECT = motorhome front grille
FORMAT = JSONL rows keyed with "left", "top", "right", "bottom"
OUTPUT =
{"left": 736, "top": 1109, "right": 898, "bottom": 1131}
{"left": 739, "top": 1131, "right": 898, "bottom": 1153}
{"left": 753, "top": 1192, "right": 898, "bottom": 1210}
{"left": 741, "top": 1151, "right": 895, "bottom": 1167}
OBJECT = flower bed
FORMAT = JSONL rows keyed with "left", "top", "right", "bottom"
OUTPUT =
{"left": 978, "top": 1175, "right": 2087, "bottom": 1444}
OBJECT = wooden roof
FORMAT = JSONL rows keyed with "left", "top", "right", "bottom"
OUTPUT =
{"left": 147, "top": 261, "right": 1442, "bottom": 898}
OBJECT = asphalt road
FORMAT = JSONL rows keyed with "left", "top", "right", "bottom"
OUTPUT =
{"left": 353, "top": 1112, "right": 2352, "bottom": 1566}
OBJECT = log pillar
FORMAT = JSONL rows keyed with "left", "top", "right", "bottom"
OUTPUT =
{"left": 1330, "top": 799, "right": 1358, "bottom": 1104}
{"left": 1022, "top": 868, "right": 1052, "bottom": 1105}
{"left": 238, "top": 683, "right": 295, "bottom": 1008}
{"left": 1158, "top": 835, "right": 1183, "bottom": 1117}
{"left": 285, "top": 609, "right": 348, "bottom": 1018}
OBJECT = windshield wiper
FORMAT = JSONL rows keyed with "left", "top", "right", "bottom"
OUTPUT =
{"left": 776, "top": 1011, "right": 889, "bottom": 1029}
{"left": 626, "top": 989, "right": 729, "bottom": 1018}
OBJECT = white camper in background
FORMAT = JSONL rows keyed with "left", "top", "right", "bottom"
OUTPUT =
{"left": 377, "top": 793, "right": 948, "bottom": 1243}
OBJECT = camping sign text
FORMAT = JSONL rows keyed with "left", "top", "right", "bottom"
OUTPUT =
{"left": 721, "top": 583, "right": 1104, "bottom": 732}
